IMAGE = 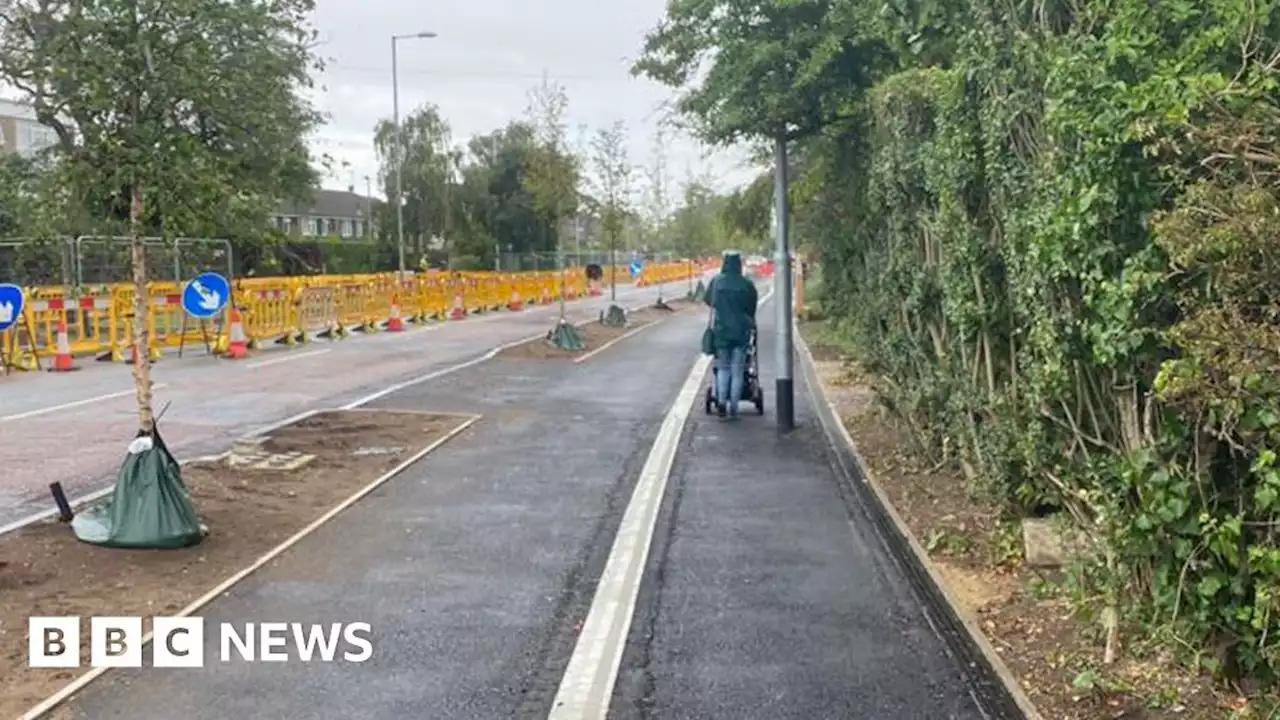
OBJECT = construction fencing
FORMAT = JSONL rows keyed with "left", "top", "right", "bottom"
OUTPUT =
{"left": 0, "top": 257, "right": 720, "bottom": 374}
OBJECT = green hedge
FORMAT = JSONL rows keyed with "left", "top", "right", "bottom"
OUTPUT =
{"left": 801, "top": 2, "right": 1280, "bottom": 682}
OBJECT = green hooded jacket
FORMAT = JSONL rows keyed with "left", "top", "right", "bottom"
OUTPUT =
{"left": 704, "top": 252, "right": 758, "bottom": 349}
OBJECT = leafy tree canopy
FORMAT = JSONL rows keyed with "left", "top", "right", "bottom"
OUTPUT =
{"left": 632, "top": 0, "right": 888, "bottom": 143}
{"left": 0, "top": 0, "right": 322, "bottom": 239}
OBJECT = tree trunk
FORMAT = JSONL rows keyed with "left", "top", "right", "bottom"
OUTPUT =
{"left": 130, "top": 183, "right": 155, "bottom": 433}
{"left": 555, "top": 225, "right": 566, "bottom": 320}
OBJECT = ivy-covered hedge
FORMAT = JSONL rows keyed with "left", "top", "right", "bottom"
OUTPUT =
{"left": 799, "top": 0, "right": 1280, "bottom": 681}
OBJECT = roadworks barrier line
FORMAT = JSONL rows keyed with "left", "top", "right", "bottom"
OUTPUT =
{"left": 0, "top": 262, "right": 713, "bottom": 375}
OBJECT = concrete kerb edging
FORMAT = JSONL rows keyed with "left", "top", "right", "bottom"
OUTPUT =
{"left": 490, "top": 297, "right": 676, "bottom": 363}
{"left": 572, "top": 300, "right": 680, "bottom": 364}
{"left": 20, "top": 412, "right": 482, "bottom": 720}
{"left": 573, "top": 322, "right": 661, "bottom": 364}
{"left": 795, "top": 332, "right": 1043, "bottom": 720}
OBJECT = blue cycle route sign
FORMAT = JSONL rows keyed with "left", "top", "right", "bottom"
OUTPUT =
{"left": 0, "top": 283, "right": 24, "bottom": 333}
{"left": 182, "top": 272, "right": 230, "bottom": 319}
{"left": 628, "top": 259, "right": 644, "bottom": 277}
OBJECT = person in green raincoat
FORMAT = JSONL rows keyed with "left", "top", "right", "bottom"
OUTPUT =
{"left": 704, "top": 251, "right": 758, "bottom": 419}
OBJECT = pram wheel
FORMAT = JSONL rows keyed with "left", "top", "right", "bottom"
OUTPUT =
{"left": 753, "top": 386, "right": 765, "bottom": 415}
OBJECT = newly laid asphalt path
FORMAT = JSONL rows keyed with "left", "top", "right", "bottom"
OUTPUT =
{"left": 609, "top": 306, "right": 982, "bottom": 719}
{"left": 55, "top": 284, "right": 987, "bottom": 720}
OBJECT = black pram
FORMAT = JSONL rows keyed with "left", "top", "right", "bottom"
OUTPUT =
{"left": 704, "top": 325, "right": 764, "bottom": 416}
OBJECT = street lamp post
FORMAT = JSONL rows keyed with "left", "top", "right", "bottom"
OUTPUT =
{"left": 363, "top": 175, "right": 372, "bottom": 240}
{"left": 391, "top": 30, "right": 437, "bottom": 278}
{"left": 773, "top": 136, "right": 795, "bottom": 432}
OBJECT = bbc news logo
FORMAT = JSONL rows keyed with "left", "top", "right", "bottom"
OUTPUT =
{"left": 29, "top": 617, "right": 373, "bottom": 668}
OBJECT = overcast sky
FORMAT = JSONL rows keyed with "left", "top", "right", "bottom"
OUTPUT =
{"left": 306, "top": 0, "right": 760, "bottom": 203}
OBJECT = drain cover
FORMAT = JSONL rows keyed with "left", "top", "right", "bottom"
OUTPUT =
{"left": 227, "top": 450, "right": 315, "bottom": 471}
{"left": 352, "top": 446, "right": 405, "bottom": 457}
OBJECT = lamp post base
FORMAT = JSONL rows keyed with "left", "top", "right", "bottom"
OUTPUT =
{"left": 776, "top": 377, "right": 794, "bottom": 432}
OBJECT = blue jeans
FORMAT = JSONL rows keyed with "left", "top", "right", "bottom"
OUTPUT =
{"left": 715, "top": 346, "right": 747, "bottom": 415}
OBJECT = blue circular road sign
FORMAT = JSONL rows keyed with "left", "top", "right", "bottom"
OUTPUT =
{"left": 628, "top": 260, "right": 644, "bottom": 277}
{"left": 182, "top": 272, "right": 230, "bottom": 319}
{"left": 0, "top": 283, "right": 24, "bottom": 333}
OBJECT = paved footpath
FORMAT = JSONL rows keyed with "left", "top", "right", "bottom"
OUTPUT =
{"left": 51, "top": 286, "right": 990, "bottom": 720}
{"left": 0, "top": 279, "right": 693, "bottom": 526}
{"left": 608, "top": 306, "right": 983, "bottom": 719}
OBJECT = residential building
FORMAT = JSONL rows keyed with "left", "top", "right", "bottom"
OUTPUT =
{"left": 269, "top": 187, "right": 378, "bottom": 240}
{"left": 0, "top": 99, "right": 60, "bottom": 157}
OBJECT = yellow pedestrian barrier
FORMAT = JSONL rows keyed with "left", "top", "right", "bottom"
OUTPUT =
{"left": 1, "top": 310, "right": 40, "bottom": 373}
{"left": 359, "top": 280, "right": 392, "bottom": 332}
{"left": 417, "top": 276, "right": 449, "bottom": 321}
{"left": 94, "top": 285, "right": 177, "bottom": 362}
{"left": 295, "top": 287, "right": 340, "bottom": 342}
{"left": 333, "top": 282, "right": 375, "bottom": 333}
{"left": 462, "top": 277, "right": 484, "bottom": 314}
{"left": 636, "top": 261, "right": 695, "bottom": 287}
{"left": 240, "top": 287, "right": 296, "bottom": 347}
{"left": 515, "top": 274, "right": 539, "bottom": 305}
{"left": 482, "top": 276, "right": 501, "bottom": 311}
{"left": 20, "top": 291, "right": 116, "bottom": 360}
{"left": 94, "top": 286, "right": 133, "bottom": 362}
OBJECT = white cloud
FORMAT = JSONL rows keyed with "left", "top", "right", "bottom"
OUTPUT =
{"left": 305, "top": 0, "right": 761, "bottom": 200}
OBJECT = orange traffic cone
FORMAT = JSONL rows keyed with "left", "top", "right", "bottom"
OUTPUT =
{"left": 50, "top": 318, "right": 77, "bottom": 372}
{"left": 386, "top": 295, "right": 405, "bottom": 331}
{"left": 507, "top": 287, "right": 523, "bottom": 311}
{"left": 541, "top": 285, "right": 551, "bottom": 304}
{"left": 224, "top": 307, "right": 248, "bottom": 359}
{"left": 449, "top": 290, "right": 466, "bottom": 320}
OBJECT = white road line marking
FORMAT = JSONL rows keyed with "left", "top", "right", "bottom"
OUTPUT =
{"left": 339, "top": 330, "right": 548, "bottom": 409}
{"left": 245, "top": 348, "right": 331, "bottom": 369}
{"left": 548, "top": 352, "right": 712, "bottom": 720}
{"left": 0, "top": 384, "right": 170, "bottom": 423}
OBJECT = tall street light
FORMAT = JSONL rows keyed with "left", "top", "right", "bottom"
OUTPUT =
{"left": 392, "top": 30, "right": 437, "bottom": 277}
{"left": 773, "top": 136, "right": 794, "bottom": 432}
{"left": 363, "top": 175, "right": 372, "bottom": 240}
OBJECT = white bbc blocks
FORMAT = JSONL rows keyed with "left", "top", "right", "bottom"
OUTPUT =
{"left": 28, "top": 616, "right": 80, "bottom": 668}
{"left": 153, "top": 617, "right": 205, "bottom": 667}
{"left": 30, "top": 616, "right": 200, "bottom": 668}
{"left": 29, "top": 616, "right": 153, "bottom": 668}
{"left": 90, "top": 616, "right": 143, "bottom": 667}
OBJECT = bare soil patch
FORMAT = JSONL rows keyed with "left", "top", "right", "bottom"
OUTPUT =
{"left": 0, "top": 409, "right": 472, "bottom": 719}
{"left": 499, "top": 300, "right": 694, "bottom": 360}
{"left": 800, "top": 320, "right": 1244, "bottom": 720}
